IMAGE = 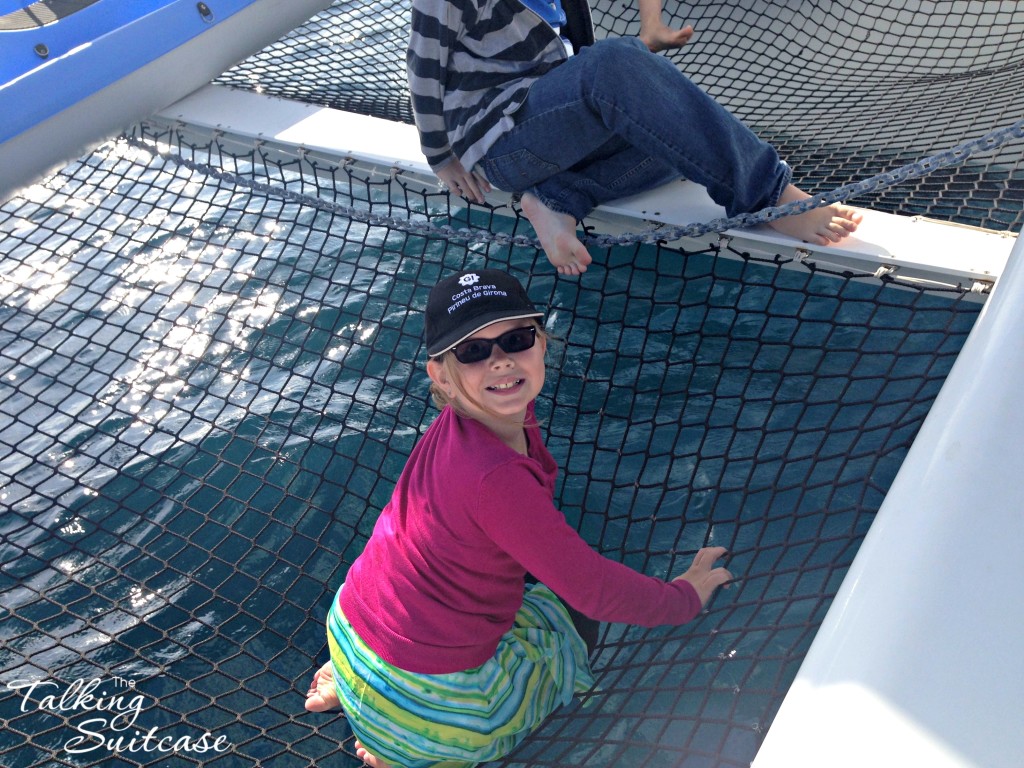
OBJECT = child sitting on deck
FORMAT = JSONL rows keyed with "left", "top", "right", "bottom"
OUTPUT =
{"left": 305, "top": 268, "right": 732, "bottom": 767}
{"left": 407, "top": 0, "right": 862, "bottom": 275}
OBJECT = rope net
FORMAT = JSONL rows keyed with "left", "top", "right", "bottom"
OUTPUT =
{"left": 0, "top": 1, "right": 1013, "bottom": 767}
{"left": 0, "top": 127, "right": 982, "bottom": 767}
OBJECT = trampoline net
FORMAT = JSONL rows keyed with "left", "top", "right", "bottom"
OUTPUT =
{"left": 0, "top": 1, "right": 1012, "bottom": 767}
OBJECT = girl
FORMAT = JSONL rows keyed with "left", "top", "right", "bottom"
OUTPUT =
{"left": 407, "top": 0, "right": 862, "bottom": 276}
{"left": 305, "top": 268, "right": 732, "bottom": 767}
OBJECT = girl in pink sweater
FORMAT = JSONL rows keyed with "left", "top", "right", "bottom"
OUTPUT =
{"left": 305, "top": 268, "right": 731, "bottom": 767}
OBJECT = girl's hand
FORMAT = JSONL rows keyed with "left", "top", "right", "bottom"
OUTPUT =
{"left": 436, "top": 159, "right": 491, "bottom": 204}
{"left": 673, "top": 546, "right": 732, "bottom": 606}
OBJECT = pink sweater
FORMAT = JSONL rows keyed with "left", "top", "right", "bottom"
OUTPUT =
{"left": 339, "top": 404, "right": 702, "bottom": 674}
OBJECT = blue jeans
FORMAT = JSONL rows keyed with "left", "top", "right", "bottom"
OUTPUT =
{"left": 478, "top": 37, "right": 792, "bottom": 221}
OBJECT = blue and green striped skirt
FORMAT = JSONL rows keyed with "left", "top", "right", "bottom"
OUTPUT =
{"left": 327, "top": 583, "right": 595, "bottom": 768}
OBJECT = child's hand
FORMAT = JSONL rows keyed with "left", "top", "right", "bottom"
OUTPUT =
{"left": 673, "top": 546, "right": 732, "bottom": 606}
{"left": 640, "top": 22, "right": 694, "bottom": 53}
{"left": 436, "top": 159, "right": 491, "bottom": 204}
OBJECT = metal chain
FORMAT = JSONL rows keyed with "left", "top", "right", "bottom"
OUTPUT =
{"left": 125, "top": 114, "right": 1024, "bottom": 249}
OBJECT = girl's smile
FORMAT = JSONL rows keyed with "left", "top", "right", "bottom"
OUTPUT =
{"left": 486, "top": 377, "right": 525, "bottom": 392}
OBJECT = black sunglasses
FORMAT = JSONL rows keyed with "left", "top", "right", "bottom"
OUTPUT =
{"left": 451, "top": 326, "right": 538, "bottom": 364}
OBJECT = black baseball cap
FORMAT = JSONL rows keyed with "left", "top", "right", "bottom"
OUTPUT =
{"left": 425, "top": 269, "right": 543, "bottom": 357}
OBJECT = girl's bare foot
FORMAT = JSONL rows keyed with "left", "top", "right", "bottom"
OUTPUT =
{"left": 767, "top": 185, "right": 862, "bottom": 246}
{"left": 355, "top": 740, "right": 393, "bottom": 768}
{"left": 306, "top": 665, "right": 392, "bottom": 765}
{"left": 304, "top": 662, "right": 341, "bottom": 712}
{"left": 520, "top": 192, "right": 593, "bottom": 276}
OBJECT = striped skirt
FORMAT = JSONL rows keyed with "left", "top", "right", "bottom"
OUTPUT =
{"left": 327, "top": 583, "right": 595, "bottom": 768}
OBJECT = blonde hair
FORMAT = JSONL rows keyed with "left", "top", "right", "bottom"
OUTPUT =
{"left": 429, "top": 320, "right": 548, "bottom": 423}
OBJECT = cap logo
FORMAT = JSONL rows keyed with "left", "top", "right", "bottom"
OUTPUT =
{"left": 446, "top": 275, "right": 510, "bottom": 315}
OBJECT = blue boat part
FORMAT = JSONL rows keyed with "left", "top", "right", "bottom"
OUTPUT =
{"left": 0, "top": 0, "right": 331, "bottom": 201}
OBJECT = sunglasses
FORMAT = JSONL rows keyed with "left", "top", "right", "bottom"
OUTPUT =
{"left": 450, "top": 326, "right": 538, "bottom": 364}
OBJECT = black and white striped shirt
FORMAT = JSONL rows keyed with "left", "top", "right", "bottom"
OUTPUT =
{"left": 406, "top": 0, "right": 573, "bottom": 174}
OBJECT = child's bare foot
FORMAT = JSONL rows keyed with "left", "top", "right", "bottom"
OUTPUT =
{"left": 304, "top": 662, "right": 341, "bottom": 712}
{"left": 520, "top": 192, "right": 593, "bottom": 276}
{"left": 305, "top": 665, "right": 392, "bottom": 765}
{"left": 355, "top": 740, "right": 393, "bottom": 768}
{"left": 767, "top": 185, "right": 862, "bottom": 246}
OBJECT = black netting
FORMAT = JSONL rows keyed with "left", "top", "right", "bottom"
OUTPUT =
{"left": 214, "top": 0, "right": 414, "bottom": 124}
{"left": 1, "top": 116, "right": 981, "bottom": 768}
{"left": 3, "top": 0, "right": 1017, "bottom": 765}
{"left": 214, "top": 0, "right": 1024, "bottom": 232}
